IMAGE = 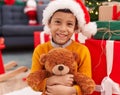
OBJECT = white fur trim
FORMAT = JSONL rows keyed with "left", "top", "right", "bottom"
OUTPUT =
{"left": 44, "top": 25, "right": 51, "bottom": 34}
{"left": 43, "top": 0, "right": 97, "bottom": 38}
{"left": 82, "top": 22, "right": 97, "bottom": 38}
{"left": 24, "top": 7, "right": 36, "bottom": 13}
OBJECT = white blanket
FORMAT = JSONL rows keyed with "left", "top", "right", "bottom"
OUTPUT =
{"left": 4, "top": 87, "right": 42, "bottom": 95}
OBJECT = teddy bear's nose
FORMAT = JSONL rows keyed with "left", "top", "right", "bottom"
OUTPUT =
{"left": 58, "top": 65, "right": 64, "bottom": 71}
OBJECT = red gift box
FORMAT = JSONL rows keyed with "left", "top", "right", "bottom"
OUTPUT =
{"left": 85, "top": 38, "right": 120, "bottom": 95}
{"left": 0, "top": 38, "right": 5, "bottom": 74}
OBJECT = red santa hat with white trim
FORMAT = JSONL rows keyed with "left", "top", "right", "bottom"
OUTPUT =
{"left": 42, "top": 0, "right": 97, "bottom": 38}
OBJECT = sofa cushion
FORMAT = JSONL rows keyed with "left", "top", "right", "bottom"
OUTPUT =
{"left": 37, "top": 4, "right": 47, "bottom": 25}
{"left": 0, "top": 6, "right": 1, "bottom": 25}
{"left": 4, "top": 36, "right": 34, "bottom": 49}
{"left": 36, "top": 0, "right": 50, "bottom": 4}
{"left": 2, "top": 25, "right": 43, "bottom": 36}
{"left": 0, "top": 6, "right": 2, "bottom": 36}
{"left": 2, "top": 5, "right": 28, "bottom": 25}
{"left": 0, "top": 27, "right": 2, "bottom": 36}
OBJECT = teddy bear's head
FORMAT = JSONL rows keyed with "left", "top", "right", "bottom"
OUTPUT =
{"left": 40, "top": 48, "right": 78, "bottom": 75}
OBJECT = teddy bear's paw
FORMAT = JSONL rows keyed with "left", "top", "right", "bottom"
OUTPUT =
{"left": 26, "top": 70, "right": 48, "bottom": 91}
{"left": 74, "top": 73, "right": 95, "bottom": 94}
{"left": 81, "top": 84, "right": 95, "bottom": 94}
{"left": 80, "top": 79, "right": 95, "bottom": 94}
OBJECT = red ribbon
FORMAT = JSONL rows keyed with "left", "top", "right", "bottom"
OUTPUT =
{"left": 112, "top": 5, "right": 120, "bottom": 20}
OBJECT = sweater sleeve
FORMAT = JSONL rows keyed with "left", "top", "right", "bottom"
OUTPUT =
{"left": 30, "top": 45, "right": 47, "bottom": 91}
{"left": 73, "top": 85, "right": 82, "bottom": 95}
{"left": 71, "top": 43, "right": 92, "bottom": 94}
{"left": 77, "top": 45, "right": 92, "bottom": 77}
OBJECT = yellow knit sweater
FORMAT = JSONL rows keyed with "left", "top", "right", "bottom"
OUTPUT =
{"left": 31, "top": 40, "right": 92, "bottom": 95}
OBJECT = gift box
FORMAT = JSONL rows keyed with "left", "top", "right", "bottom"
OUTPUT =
{"left": 0, "top": 43, "right": 5, "bottom": 74}
{"left": 0, "top": 1, "right": 4, "bottom": 5}
{"left": 85, "top": 38, "right": 120, "bottom": 95}
{"left": 15, "top": 0, "right": 26, "bottom": 5}
{"left": 93, "top": 21, "right": 120, "bottom": 40}
{"left": 99, "top": 2, "right": 120, "bottom": 21}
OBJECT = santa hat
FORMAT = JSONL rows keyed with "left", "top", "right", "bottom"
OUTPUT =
{"left": 42, "top": 0, "right": 97, "bottom": 38}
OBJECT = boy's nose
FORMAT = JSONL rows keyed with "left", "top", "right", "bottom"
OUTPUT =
{"left": 60, "top": 25, "right": 66, "bottom": 31}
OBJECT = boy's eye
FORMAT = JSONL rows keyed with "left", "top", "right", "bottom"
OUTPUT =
{"left": 54, "top": 20, "right": 61, "bottom": 24}
{"left": 67, "top": 23, "right": 74, "bottom": 27}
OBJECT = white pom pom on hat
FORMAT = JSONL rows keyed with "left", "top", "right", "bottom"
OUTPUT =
{"left": 26, "top": 0, "right": 37, "bottom": 7}
{"left": 42, "top": 0, "right": 97, "bottom": 38}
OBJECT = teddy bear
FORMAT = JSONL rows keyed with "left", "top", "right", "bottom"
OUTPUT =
{"left": 27, "top": 48, "right": 95, "bottom": 95}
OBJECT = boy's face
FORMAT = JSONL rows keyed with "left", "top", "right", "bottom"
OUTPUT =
{"left": 48, "top": 11, "right": 77, "bottom": 45}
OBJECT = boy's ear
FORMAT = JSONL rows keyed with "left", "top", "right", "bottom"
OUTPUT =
{"left": 39, "top": 54, "right": 47, "bottom": 65}
{"left": 75, "top": 25, "right": 78, "bottom": 30}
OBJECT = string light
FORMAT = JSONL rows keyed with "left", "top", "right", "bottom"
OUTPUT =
{"left": 85, "top": 0, "right": 101, "bottom": 21}
{"left": 108, "top": 0, "right": 111, "bottom": 2}
{"left": 95, "top": 11, "right": 98, "bottom": 15}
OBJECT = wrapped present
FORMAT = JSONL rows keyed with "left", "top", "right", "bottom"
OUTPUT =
{"left": 15, "top": 0, "right": 26, "bottom": 5}
{"left": 4, "top": 0, "right": 15, "bottom": 5}
{"left": 85, "top": 38, "right": 120, "bottom": 95}
{"left": 102, "top": 1, "right": 120, "bottom": 6}
{"left": 0, "top": 0, "right": 4, "bottom": 5}
{"left": 99, "top": 2, "right": 120, "bottom": 21}
{"left": 0, "top": 51, "right": 5, "bottom": 74}
{"left": 0, "top": 42, "right": 5, "bottom": 74}
{"left": 93, "top": 21, "right": 120, "bottom": 40}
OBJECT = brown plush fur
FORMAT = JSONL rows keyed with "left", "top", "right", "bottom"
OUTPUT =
{"left": 27, "top": 48, "right": 95, "bottom": 94}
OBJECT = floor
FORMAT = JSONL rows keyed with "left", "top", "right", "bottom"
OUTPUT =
{"left": 0, "top": 49, "right": 33, "bottom": 95}
{"left": 0, "top": 71, "right": 29, "bottom": 95}
{"left": 2, "top": 49, "right": 33, "bottom": 69}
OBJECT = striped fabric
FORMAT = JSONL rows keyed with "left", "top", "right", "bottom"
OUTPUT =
{"left": 34, "top": 31, "right": 87, "bottom": 48}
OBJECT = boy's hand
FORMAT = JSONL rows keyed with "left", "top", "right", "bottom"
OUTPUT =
{"left": 46, "top": 74, "right": 74, "bottom": 86}
{"left": 45, "top": 85, "right": 76, "bottom": 95}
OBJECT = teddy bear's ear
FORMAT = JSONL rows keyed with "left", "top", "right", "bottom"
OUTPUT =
{"left": 39, "top": 54, "right": 47, "bottom": 65}
{"left": 72, "top": 52, "right": 78, "bottom": 61}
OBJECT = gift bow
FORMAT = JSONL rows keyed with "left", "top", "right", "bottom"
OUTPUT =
{"left": 112, "top": 5, "right": 120, "bottom": 20}
{"left": 101, "top": 76, "right": 120, "bottom": 95}
{"left": 95, "top": 41, "right": 120, "bottom": 95}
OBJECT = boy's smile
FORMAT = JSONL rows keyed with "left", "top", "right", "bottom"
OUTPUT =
{"left": 56, "top": 32, "right": 67, "bottom": 39}
{"left": 48, "top": 11, "right": 76, "bottom": 45}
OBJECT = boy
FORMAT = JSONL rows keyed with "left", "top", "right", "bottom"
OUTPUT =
{"left": 29, "top": 0, "right": 97, "bottom": 95}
